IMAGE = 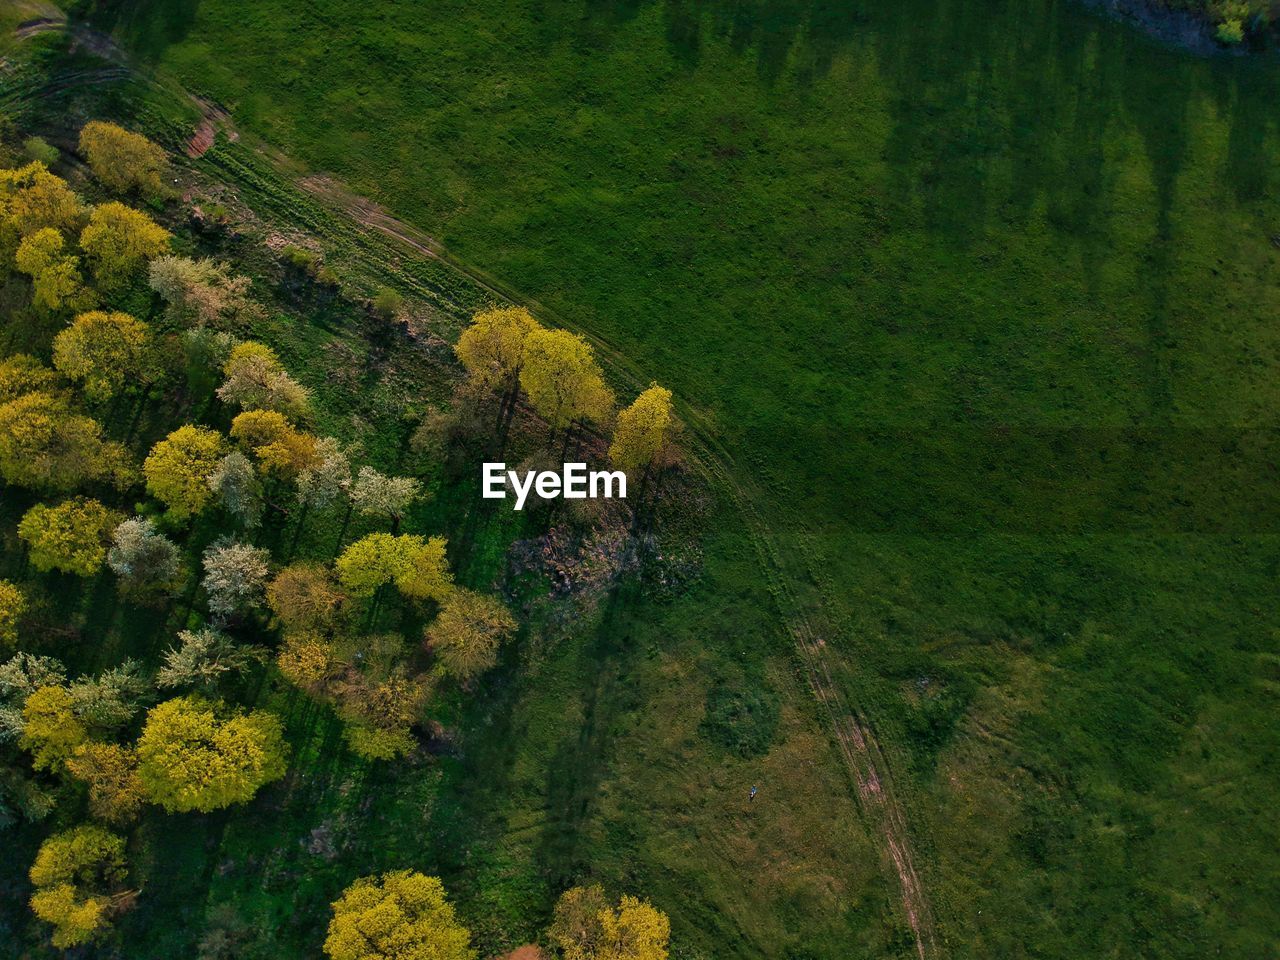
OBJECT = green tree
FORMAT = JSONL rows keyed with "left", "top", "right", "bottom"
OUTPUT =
{"left": 519, "top": 328, "right": 613, "bottom": 432}
{"left": 67, "top": 661, "right": 150, "bottom": 733}
{"left": 156, "top": 628, "right": 260, "bottom": 689}
{"left": 18, "top": 498, "right": 123, "bottom": 576}
{"left": 19, "top": 685, "right": 87, "bottom": 770}
{"left": 52, "top": 311, "right": 151, "bottom": 401}
{"left": 28, "top": 825, "right": 128, "bottom": 948}
{"left": 208, "top": 451, "right": 264, "bottom": 527}
{"left": 136, "top": 696, "right": 287, "bottom": 813}
{"left": 350, "top": 466, "right": 421, "bottom": 525}
{"left": 144, "top": 425, "right": 228, "bottom": 519}
{"left": 609, "top": 385, "right": 677, "bottom": 475}
{"left": 324, "top": 871, "right": 475, "bottom": 960}
{"left": 79, "top": 201, "right": 171, "bottom": 288}
{"left": 425, "top": 590, "right": 515, "bottom": 681}
{"left": 78, "top": 121, "right": 169, "bottom": 197}
{"left": 0, "top": 579, "right": 26, "bottom": 648}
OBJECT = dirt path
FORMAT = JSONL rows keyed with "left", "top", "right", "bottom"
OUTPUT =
{"left": 13, "top": 26, "right": 943, "bottom": 958}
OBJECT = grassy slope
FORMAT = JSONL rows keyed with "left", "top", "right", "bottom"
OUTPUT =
{"left": 12, "top": 0, "right": 1280, "bottom": 955}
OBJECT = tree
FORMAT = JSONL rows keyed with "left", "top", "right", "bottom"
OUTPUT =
{"left": 201, "top": 540, "right": 271, "bottom": 617}
{"left": 230, "top": 410, "right": 320, "bottom": 478}
{"left": 216, "top": 341, "right": 310, "bottom": 418}
{"left": 28, "top": 825, "right": 128, "bottom": 948}
{"left": 78, "top": 121, "right": 168, "bottom": 197}
{"left": 0, "top": 391, "right": 131, "bottom": 491}
{"left": 337, "top": 673, "right": 428, "bottom": 761}
{"left": 136, "top": 696, "right": 287, "bottom": 813}
{"left": 65, "top": 743, "right": 145, "bottom": 824}
{"left": 67, "top": 661, "right": 150, "bottom": 733}
{"left": 144, "top": 425, "right": 228, "bottom": 519}
{"left": 18, "top": 498, "right": 123, "bottom": 576}
{"left": 296, "top": 437, "right": 352, "bottom": 510}
{"left": 335, "top": 534, "right": 452, "bottom": 601}
{"left": 0, "top": 580, "right": 26, "bottom": 648}
{"left": 157, "top": 628, "right": 261, "bottom": 689}
{"left": 276, "top": 633, "right": 339, "bottom": 692}
{"left": 0, "top": 353, "right": 56, "bottom": 404}
{"left": 549, "top": 885, "right": 609, "bottom": 960}
{"left": 0, "top": 653, "right": 66, "bottom": 745}
{"left": 609, "top": 385, "right": 676, "bottom": 475}
{"left": 15, "top": 227, "right": 92, "bottom": 311}
{"left": 0, "top": 162, "right": 83, "bottom": 261}
{"left": 519, "top": 328, "right": 613, "bottom": 431}
{"left": 208, "top": 451, "right": 264, "bottom": 527}
{"left": 150, "top": 256, "right": 254, "bottom": 328}
{"left": 52, "top": 310, "right": 151, "bottom": 401}
{"left": 396, "top": 536, "right": 454, "bottom": 602}
{"left": 79, "top": 201, "right": 171, "bottom": 288}
{"left": 350, "top": 466, "right": 421, "bottom": 524}
{"left": 549, "top": 888, "right": 670, "bottom": 960}
{"left": 107, "top": 517, "right": 183, "bottom": 598}
{"left": 425, "top": 590, "right": 515, "bottom": 681}
{"left": 324, "top": 871, "right": 474, "bottom": 960}
{"left": 19, "top": 685, "right": 87, "bottom": 770}
{"left": 455, "top": 306, "right": 542, "bottom": 426}
{"left": 267, "top": 563, "right": 344, "bottom": 632}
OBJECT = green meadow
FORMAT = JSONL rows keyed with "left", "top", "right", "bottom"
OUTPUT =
{"left": 2, "top": 0, "right": 1278, "bottom": 956}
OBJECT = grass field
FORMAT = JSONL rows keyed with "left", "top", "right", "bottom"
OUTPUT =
{"left": 4, "top": 0, "right": 1280, "bottom": 956}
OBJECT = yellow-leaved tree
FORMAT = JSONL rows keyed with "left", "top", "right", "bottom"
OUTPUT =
{"left": 0, "top": 162, "right": 83, "bottom": 262}
{"left": 78, "top": 121, "right": 169, "bottom": 197}
{"left": 549, "top": 886, "right": 670, "bottom": 960}
{"left": 336, "top": 533, "right": 453, "bottom": 601}
{"left": 609, "top": 385, "right": 677, "bottom": 477}
{"left": 19, "top": 685, "right": 88, "bottom": 770}
{"left": 324, "top": 871, "right": 475, "bottom": 960}
{"left": 79, "top": 201, "right": 170, "bottom": 288}
{"left": 14, "top": 227, "right": 93, "bottom": 311}
{"left": 18, "top": 497, "right": 123, "bottom": 576}
{"left": 230, "top": 410, "right": 320, "bottom": 478}
{"left": 144, "top": 425, "right": 228, "bottom": 520}
{"left": 65, "top": 742, "right": 146, "bottom": 824}
{"left": 52, "top": 311, "right": 151, "bottom": 401}
{"left": 136, "top": 696, "right": 288, "bottom": 813}
{"left": 0, "top": 385, "right": 132, "bottom": 492}
{"left": 425, "top": 589, "right": 515, "bottom": 681}
{"left": 519, "top": 328, "right": 614, "bottom": 433}
{"left": 0, "top": 578, "right": 27, "bottom": 648}
{"left": 28, "top": 825, "right": 129, "bottom": 948}
{"left": 455, "top": 306, "right": 543, "bottom": 428}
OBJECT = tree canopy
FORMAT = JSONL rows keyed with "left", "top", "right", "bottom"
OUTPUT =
{"left": 78, "top": 121, "right": 168, "bottom": 197}
{"left": 455, "top": 306, "right": 541, "bottom": 391}
{"left": 519, "top": 328, "right": 613, "bottom": 430}
{"left": 324, "top": 871, "right": 475, "bottom": 960}
{"left": 426, "top": 589, "right": 516, "bottom": 680}
{"left": 52, "top": 310, "right": 151, "bottom": 401}
{"left": 144, "top": 425, "right": 228, "bottom": 519}
{"left": 136, "top": 696, "right": 287, "bottom": 813}
{"left": 18, "top": 497, "right": 123, "bottom": 576}
{"left": 609, "top": 385, "right": 676, "bottom": 474}
{"left": 28, "top": 825, "right": 128, "bottom": 948}
{"left": 79, "top": 201, "right": 171, "bottom": 288}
